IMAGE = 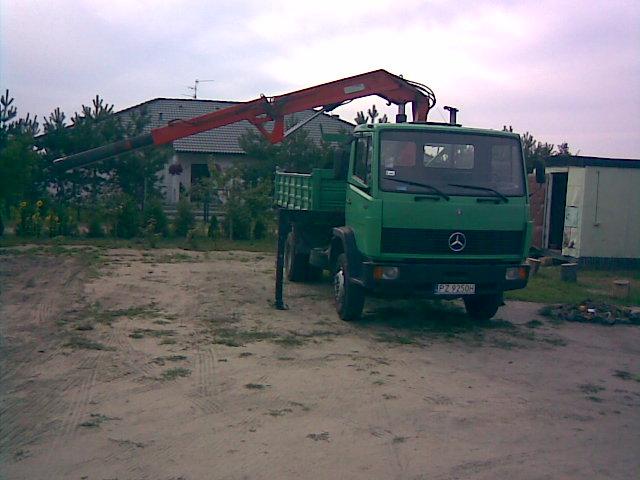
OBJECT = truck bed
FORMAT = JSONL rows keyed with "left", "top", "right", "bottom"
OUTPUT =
{"left": 274, "top": 169, "right": 346, "bottom": 212}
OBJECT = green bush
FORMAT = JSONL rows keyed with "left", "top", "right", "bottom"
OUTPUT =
{"left": 208, "top": 213, "right": 219, "bottom": 239}
{"left": 253, "top": 217, "right": 269, "bottom": 240}
{"left": 173, "top": 199, "right": 194, "bottom": 237}
{"left": 87, "top": 214, "right": 105, "bottom": 238}
{"left": 114, "top": 195, "right": 140, "bottom": 239}
{"left": 223, "top": 199, "right": 251, "bottom": 240}
{"left": 59, "top": 206, "right": 79, "bottom": 237}
{"left": 143, "top": 198, "right": 169, "bottom": 236}
{"left": 0, "top": 212, "right": 4, "bottom": 237}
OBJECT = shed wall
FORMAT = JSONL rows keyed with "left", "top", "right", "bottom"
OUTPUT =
{"left": 578, "top": 167, "right": 640, "bottom": 259}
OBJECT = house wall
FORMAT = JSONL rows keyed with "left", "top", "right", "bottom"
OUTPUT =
{"left": 578, "top": 166, "right": 640, "bottom": 260}
{"left": 161, "top": 152, "right": 244, "bottom": 203}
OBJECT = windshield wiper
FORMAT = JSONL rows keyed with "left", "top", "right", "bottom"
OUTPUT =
{"left": 386, "top": 177, "right": 450, "bottom": 201}
{"left": 447, "top": 183, "right": 509, "bottom": 203}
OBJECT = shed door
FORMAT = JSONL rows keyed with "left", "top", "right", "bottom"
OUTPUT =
{"left": 547, "top": 172, "right": 568, "bottom": 250}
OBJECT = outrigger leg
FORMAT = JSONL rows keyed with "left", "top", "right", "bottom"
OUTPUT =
{"left": 274, "top": 208, "right": 289, "bottom": 310}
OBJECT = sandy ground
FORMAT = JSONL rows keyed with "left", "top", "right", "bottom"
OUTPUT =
{"left": 1, "top": 247, "right": 639, "bottom": 480}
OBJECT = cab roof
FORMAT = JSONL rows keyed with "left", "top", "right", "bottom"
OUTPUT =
{"left": 353, "top": 122, "right": 520, "bottom": 139}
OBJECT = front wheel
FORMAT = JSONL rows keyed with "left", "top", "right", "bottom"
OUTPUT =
{"left": 464, "top": 294, "right": 502, "bottom": 321}
{"left": 333, "top": 253, "right": 365, "bottom": 321}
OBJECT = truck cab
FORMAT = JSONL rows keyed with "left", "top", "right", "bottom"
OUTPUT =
{"left": 329, "top": 122, "right": 532, "bottom": 319}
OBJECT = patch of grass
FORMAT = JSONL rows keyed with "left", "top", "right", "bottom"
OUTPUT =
{"left": 361, "top": 299, "right": 515, "bottom": 346}
{"left": 490, "top": 338, "right": 520, "bottom": 350}
{"left": 153, "top": 354, "right": 187, "bottom": 365}
{"left": 506, "top": 267, "right": 640, "bottom": 306}
{"left": 540, "top": 335, "right": 568, "bottom": 347}
{"left": 289, "top": 401, "right": 311, "bottom": 412}
{"left": 161, "top": 367, "right": 191, "bottom": 380}
{"left": 392, "top": 436, "right": 407, "bottom": 444}
{"left": 525, "top": 319, "right": 544, "bottom": 328}
{"left": 79, "top": 413, "right": 118, "bottom": 428}
{"left": 159, "top": 338, "right": 177, "bottom": 345}
{"left": 307, "top": 432, "right": 330, "bottom": 442}
{"left": 266, "top": 408, "right": 293, "bottom": 417}
{"left": 132, "top": 328, "right": 176, "bottom": 338}
{"left": 64, "top": 335, "right": 113, "bottom": 351}
{"left": 375, "top": 333, "right": 419, "bottom": 345}
{"left": 613, "top": 370, "right": 640, "bottom": 382}
{"left": 212, "top": 328, "right": 280, "bottom": 347}
{"left": 579, "top": 383, "right": 605, "bottom": 394}
{"left": 75, "top": 322, "right": 94, "bottom": 331}
{"left": 273, "top": 335, "right": 305, "bottom": 347}
{"left": 245, "top": 383, "right": 268, "bottom": 390}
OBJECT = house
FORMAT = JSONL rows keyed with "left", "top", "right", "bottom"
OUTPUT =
{"left": 115, "top": 98, "right": 354, "bottom": 204}
{"left": 529, "top": 155, "right": 640, "bottom": 268}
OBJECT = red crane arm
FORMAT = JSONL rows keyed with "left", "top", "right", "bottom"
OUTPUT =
{"left": 54, "top": 69, "right": 435, "bottom": 169}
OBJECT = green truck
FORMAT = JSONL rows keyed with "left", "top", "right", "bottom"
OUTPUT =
{"left": 275, "top": 121, "right": 538, "bottom": 321}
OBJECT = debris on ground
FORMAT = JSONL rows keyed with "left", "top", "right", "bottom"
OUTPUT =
{"left": 540, "top": 300, "right": 640, "bottom": 325}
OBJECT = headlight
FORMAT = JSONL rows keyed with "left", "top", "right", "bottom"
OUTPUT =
{"left": 374, "top": 266, "right": 399, "bottom": 280}
{"left": 506, "top": 266, "right": 528, "bottom": 280}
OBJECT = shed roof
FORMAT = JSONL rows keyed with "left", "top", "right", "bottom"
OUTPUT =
{"left": 116, "top": 98, "right": 354, "bottom": 155}
{"left": 546, "top": 155, "right": 640, "bottom": 169}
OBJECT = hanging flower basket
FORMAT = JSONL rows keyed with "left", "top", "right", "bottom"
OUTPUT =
{"left": 168, "top": 163, "right": 183, "bottom": 176}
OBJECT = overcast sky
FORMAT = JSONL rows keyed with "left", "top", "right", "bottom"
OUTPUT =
{"left": 1, "top": 0, "right": 638, "bottom": 158}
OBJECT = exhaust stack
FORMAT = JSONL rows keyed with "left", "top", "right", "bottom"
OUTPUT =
{"left": 444, "top": 106, "right": 459, "bottom": 125}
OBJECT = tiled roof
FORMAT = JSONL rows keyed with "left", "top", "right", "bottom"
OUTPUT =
{"left": 116, "top": 98, "right": 354, "bottom": 154}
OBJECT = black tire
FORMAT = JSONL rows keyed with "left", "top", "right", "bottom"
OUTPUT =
{"left": 464, "top": 294, "right": 502, "bottom": 321}
{"left": 284, "top": 231, "right": 308, "bottom": 282}
{"left": 333, "top": 253, "right": 365, "bottom": 321}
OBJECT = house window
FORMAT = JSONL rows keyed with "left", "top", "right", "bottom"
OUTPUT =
{"left": 191, "top": 163, "right": 210, "bottom": 186}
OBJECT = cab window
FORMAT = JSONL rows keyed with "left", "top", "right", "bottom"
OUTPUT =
{"left": 353, "top": 137, "right": 372, "bottom": 185}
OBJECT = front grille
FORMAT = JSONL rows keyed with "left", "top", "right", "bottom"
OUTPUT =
{"left": 381, "top": 228, "right": 523, "bottom": 255}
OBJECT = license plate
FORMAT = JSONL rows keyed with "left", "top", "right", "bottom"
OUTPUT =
{"left": 434, "top": 283, "right": 476, "bottom": 295}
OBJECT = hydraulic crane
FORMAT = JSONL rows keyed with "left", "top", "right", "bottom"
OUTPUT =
{"left": 54, "top": 69, "right": 435, "bottom": 169}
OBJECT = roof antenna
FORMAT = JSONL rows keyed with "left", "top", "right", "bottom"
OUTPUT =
{"left": 187, "top": 79, "right": 215, "bottom": 99}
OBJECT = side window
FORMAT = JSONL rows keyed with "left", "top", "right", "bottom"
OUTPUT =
{"left": 353, "top": 137, "right": 372, "bottom": 185}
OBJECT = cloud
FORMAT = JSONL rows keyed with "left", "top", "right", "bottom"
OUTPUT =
{"left": 1, "top": 0, "right": 638, "bottom": 157}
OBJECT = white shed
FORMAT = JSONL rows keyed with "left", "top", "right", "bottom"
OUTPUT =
{"left": 541, "top": 156, "right": 640, "bottom": 268}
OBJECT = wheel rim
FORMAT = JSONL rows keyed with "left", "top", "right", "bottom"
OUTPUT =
{"left": 334, "top": 267, "right": 345, "bottom": 305}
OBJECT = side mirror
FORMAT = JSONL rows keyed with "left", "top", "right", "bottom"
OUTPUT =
{"left": 534, "top": 160, "right": 546, "bottom": 184}
{"left": 333, "top": 148, "right": 349, "bottom": 180}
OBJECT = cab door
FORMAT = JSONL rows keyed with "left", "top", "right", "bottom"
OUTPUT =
{"left": 346, "top": 134, "right": 376, "bottom": 254}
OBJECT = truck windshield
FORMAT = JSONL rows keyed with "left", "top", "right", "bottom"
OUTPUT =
{"left": 379, "top": 130, "right": 525, "bottom": 197}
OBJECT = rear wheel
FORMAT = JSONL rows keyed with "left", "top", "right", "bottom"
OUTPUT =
{"left": 333, "top": 253, "right": 365, "bottom": 321}
{"left": 284, "top": 232, "right": 308, "bottom": 282}
{"left": 464, "top": 294, "right": 502, "bottom": 321}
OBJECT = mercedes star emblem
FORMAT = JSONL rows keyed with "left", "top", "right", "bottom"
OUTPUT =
{"left": 448, "top": 232, "right": 466, "bottom": 252}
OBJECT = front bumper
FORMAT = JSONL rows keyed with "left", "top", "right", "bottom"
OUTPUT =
{"left": 358, "top": 260, "right": 529, "bottom": 297}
